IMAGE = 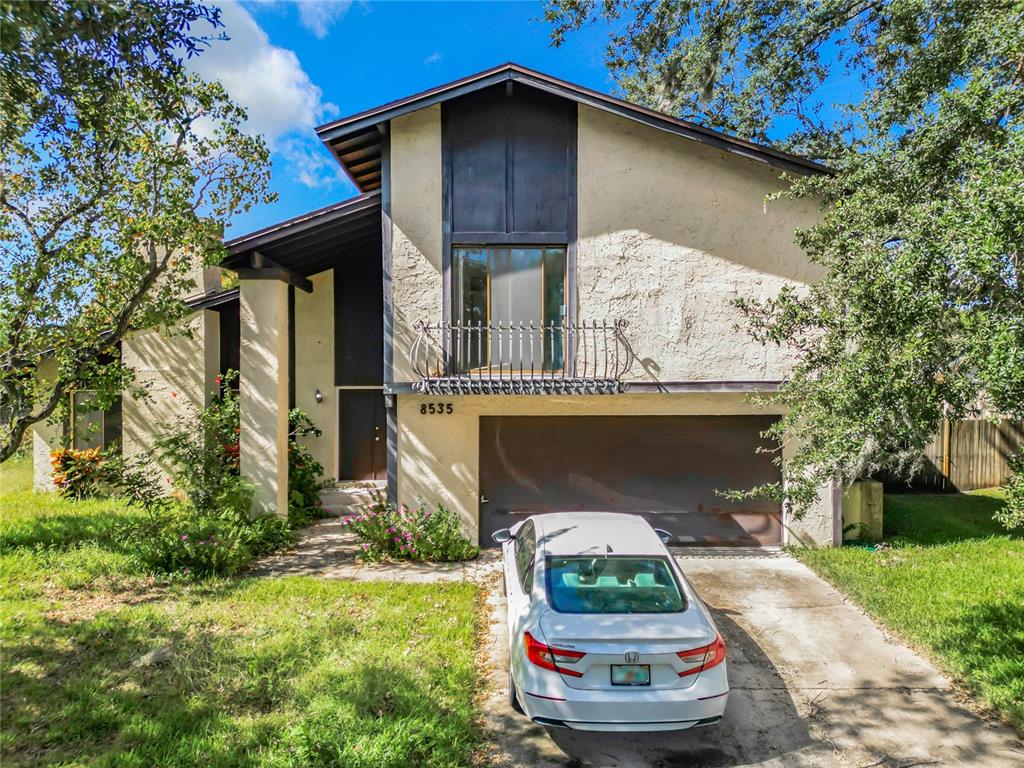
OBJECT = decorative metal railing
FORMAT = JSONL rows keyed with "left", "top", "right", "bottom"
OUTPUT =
{"left": 410, "top": 320, "right": 634, "bottom": 394}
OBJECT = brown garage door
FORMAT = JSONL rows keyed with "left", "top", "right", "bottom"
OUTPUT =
{"left": 479, "top": 415, "right": 782, "bottom": 547}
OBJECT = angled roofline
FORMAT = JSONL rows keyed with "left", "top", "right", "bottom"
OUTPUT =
{"left": 223, "top": 190, "right": 381, "bottom": 256}
{"left": 316, "top": 62, "right": 831, "bottom": 179}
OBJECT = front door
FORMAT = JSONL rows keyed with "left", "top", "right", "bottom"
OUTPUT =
{"left": 338, "top": 389, "right": 386, "bottom": 481}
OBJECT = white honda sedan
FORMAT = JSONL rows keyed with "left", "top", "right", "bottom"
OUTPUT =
{"left": 493, "top": 512, "right": 728, "bottom": 732}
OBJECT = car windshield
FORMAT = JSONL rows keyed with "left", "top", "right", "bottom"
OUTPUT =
{"left": 545, "top": 556, "right": 686, "bottom": 614}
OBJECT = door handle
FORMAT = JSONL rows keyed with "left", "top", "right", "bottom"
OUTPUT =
{"left": 480, "top": 493, "right": 490, "bottom": 504}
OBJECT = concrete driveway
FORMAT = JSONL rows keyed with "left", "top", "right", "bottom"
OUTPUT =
{"left": 479, "top": 550, "right": 1024, "bottom": 767}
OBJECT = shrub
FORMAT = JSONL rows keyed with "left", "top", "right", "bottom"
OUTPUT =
{"left": 287, "top": 408, "right": 330, "bottom": 528}
{"left": 345, "top": 496, "right": 478, "bottom": 562}
{"left": 130, "top": 510, "right": 251, "bottom": 577}
{"left": 997, "top": 449, "right": 1024, "bottom": 530}
{"left": 51, "top": 447, "right": 106, "bottom": 498}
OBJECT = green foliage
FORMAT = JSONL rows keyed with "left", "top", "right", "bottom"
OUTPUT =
{"left": 287, "top": 408, "right": 330, "bottom": 528}
{"left": 0, "top": 463, "right": 482, "bottom": 768}
{"left": 546, "top": 0, "right": 1024, "bottom": 522}
{"left": 997, "top": 452, "right": 1024, "bottom": 530}
{"left": 129, "top": 511, "right": 250, "bottom": 577}
{"left": 0, "top": 0, "right": 274, "bottom": 461}
{"left": 345, "top": 496, "right": 479, "bottom": 562}
{"left": 795, "top": 490, "right": 1024, "bottom": 731}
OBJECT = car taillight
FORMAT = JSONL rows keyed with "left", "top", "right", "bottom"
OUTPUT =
{"left": 524, "top": 631, "right": 585, "bottom": 677}
{"left": 677, "top": 634, "right": 727, "bottom": 677}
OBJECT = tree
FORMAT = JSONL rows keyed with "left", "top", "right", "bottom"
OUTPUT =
{"left": 545, "top": 0, "right": 1024, "bottom": 524}
{"left": 0, "top": 1, "right": 275, "bottom": 462}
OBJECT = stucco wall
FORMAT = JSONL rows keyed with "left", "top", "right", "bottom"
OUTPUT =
{"left": 30, "top": 358, "right": 62, "bottom": 491}
{"left": 122, "top": 310, "right": 219, "bottom": 485}
{"left": 395, "top": 393, "right": 834, "bottom": 546}
{"left": 294, "top": 269, "right": 336, "bottom": 479}
{"left": 390, "top": 105, "right": 442, "bottom": 384}
{"left": 577, "top": 105, "right": 822, "bottom": 383}
{"left": 239, "top": 279, "right": 290, "bottom": 517}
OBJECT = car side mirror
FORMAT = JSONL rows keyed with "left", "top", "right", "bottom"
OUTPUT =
{"left": 491, "top": 528, "right": 512, "bottom": 544}
{"left": 654, "top": 528, "right": 672, "bottom": 545}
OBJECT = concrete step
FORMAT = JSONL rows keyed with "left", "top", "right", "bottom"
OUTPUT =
{"left": 319, "top": 481, "right": 386, "bottom": 515}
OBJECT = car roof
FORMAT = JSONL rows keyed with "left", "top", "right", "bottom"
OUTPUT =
{"left": 532, "top": 513, "right": 666, "bottom": 557}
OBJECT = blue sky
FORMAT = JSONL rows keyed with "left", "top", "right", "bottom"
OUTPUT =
{"left": 199, "top": 1, "right": 615, "bottom": 235}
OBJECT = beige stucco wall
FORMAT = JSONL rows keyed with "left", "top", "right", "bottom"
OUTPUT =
{"left": 294, "top": 270, "right": 336, "bottom": 479}
{"left": 390, "top": 105, "right": 442, "bottom": 383}
{"left": 577, "top": 105, "right": 822, "bottom": 383}
{"left": 122, "top": 310, "right": 220, "bottom": 485}
{"left": 239, "top": 279, "right": 290, "bottom": 517}
{"left": 396, "top": 392, "right": 835, "bottom": 546}
{"left": 30, "top": 358, "right": 62, "bottom": 491}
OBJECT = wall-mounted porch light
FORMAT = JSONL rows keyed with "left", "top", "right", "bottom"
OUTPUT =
{"left": 314, "top": 388, "right": 323, "bottom": 403}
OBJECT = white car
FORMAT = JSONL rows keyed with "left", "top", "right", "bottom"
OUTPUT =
{"left": 493, "top": 512, "right": 729, "bottom": 732}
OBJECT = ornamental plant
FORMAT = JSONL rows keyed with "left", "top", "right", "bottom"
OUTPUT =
{"left": 50, "top": 447, "right": 105, "bottom": 498}
{"left": 345, "top": 495, "right": 478, "bottom": 562}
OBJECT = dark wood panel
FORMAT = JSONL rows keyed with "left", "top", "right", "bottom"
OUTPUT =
{"left": 447, "top": 87, "right": 507, "bottom": 234}
{"left": 479, "top": 415, "right": 782, "bottom": 547}
{"left": 512, "top": 88, "right": 572, "bottom": 233}
{"left": 335, "top": 260, "right": 384, "bottom": 386}
{"left": 339, "top": 390, "right": 386, "bottom": 480}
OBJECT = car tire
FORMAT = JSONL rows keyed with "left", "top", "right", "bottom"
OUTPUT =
{"left": 508, "top": 668, "right": 524, "bottom": 714}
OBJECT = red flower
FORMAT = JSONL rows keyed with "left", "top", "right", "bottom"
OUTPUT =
{"left": 170, "top": 391, "right": 178, "bottom": 398}
{"left": 215, "top": 375, "right": 223, "bottom": 385}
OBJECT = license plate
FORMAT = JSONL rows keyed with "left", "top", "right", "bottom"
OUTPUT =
{"left": 611, "top": 664, "right": 650, "bottom": 686}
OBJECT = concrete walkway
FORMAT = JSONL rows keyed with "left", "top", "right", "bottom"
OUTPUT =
{"left": 248, "top": 516, "right": 501, "bottom": 582}
{"left": 478, "top": 550, "right": 1024, "bottom": 768}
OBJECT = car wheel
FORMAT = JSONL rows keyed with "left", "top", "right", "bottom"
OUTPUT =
{"left": 508, "top": 667, "right": 524, "bottom": 714}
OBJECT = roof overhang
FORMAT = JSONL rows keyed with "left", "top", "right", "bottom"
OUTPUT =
{"left": 222, "top": 191, "right": 381, "bottom": 281}
{"left": 316, "top": 62, "right": 831, "bottom": 192}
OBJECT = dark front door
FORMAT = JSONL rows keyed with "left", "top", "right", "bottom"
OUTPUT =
{"left": 339, "top": 390, "right": 386, "bottom": 481}
{"left": 478, "top": 415, "right": 783, "bottom": 547}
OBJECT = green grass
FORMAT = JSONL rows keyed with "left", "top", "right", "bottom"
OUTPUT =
{"left": 795, "top": 489, "right": 1024, "bottom": 732}
{"left": 0, "top": 455, "right": 481, "bottom": 767}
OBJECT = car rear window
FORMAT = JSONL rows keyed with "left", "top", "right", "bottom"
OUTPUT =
{"left": 545, "top": 556, "right": 686, "bottom": 614}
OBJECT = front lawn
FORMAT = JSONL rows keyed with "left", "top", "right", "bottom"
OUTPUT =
{"left": 795, "top": 489, "right": 1024, "bottom": 732}
{"left": 0, "top": 456, "right": 480, "bottom": 767}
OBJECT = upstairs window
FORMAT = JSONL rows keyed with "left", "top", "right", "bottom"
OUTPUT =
{"left": 453, "top": 245, "right": 566, "bottom": 372}
{"left": 71, "top": 391, "right": 121, "bottom": 452}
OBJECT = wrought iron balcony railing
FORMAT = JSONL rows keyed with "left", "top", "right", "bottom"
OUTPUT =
{"left": 410, "top": 320, "right": 634, "bottom": 394}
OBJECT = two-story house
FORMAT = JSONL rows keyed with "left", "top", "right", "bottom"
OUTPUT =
{"left": 32, "top": 64, "right": 840, "bottom": 547}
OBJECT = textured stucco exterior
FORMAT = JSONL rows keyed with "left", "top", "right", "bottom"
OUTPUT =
{"left": 294, "top": 269, "right": 336, "bottom": 479}
{"left": 30, "top": 358, "right": 62, "bottom": 491}
{"left": 389, "top": 105, "right": 442, "bottom": 384}
{"left": 239, "top": 279, "right": 289, "bottom": 517}
{"left": 577, "top": 105, "right": 822, "bottom": 383}
{"left": 122, "top": 310, "right": 220, "bottom": 485}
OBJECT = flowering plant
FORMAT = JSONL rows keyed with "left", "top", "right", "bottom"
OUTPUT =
{"left": 344, "top": 495, "right": 478, "bottom": 562}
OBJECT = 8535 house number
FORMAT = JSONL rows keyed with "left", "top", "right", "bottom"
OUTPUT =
{"left": 420, "top": 402, "right": 454, "bottom": 415}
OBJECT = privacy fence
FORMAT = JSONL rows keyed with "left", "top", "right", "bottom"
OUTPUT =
{"left": 907, "top": 418, "right": 1024, "bottom": 491}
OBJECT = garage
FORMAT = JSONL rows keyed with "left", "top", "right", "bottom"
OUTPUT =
{"left": 478, "top": 415, "right": 783, "bottom": 546}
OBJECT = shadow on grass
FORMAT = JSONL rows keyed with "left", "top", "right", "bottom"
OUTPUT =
{"left": 883, "top": 491, "right": 1020, "bottom": 546}
{"left": 2, "top": 586, "right": 478, "bottom": 768}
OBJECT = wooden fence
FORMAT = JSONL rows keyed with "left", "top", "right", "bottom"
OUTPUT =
{"left": 913, "top": 418, "right": 1023, "bottom": 491}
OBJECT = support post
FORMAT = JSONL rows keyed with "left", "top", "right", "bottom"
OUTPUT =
{"left": 239, "top": 279, "right": 290, "bottom": 517}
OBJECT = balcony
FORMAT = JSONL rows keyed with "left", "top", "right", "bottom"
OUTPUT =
{"left": 410, "top": 320, "right": 634, "bottom": 395}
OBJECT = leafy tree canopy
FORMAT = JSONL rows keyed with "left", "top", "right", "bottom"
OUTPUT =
{"left": 0, "top": 0, "right": 275, "bottom": 461}
{"left": 546, "top": 0, "right": 1024, "bottom": 524}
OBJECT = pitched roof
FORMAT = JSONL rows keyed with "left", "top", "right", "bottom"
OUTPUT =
{"left": 316, "top": 62, "right": 830, "bottom": 191}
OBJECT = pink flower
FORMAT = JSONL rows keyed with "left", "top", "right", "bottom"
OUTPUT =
{"left": 361, "top": 543, "right": 370, "bottom": 550}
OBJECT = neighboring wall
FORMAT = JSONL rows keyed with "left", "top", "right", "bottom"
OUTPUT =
{"left": 122, "top": 310, "right": 220, "bottom": 484}
{"left": 390, "top": 105, "right": 442, "bottom": 383}
{"left": 577, "top": 105, "right": 822, "bottom": 383}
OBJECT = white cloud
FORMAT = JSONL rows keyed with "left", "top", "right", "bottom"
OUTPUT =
{"left": 297, "top": 1, "right": 353, "bottom": 39}
{"left": 190, "top": 1, "right": 337, "bottom": 146}
{"left": 279, "top": 137, "right": 346, "bottom": 189}
{"left": 424, "top": 51, "right": 442, "bottom": 65}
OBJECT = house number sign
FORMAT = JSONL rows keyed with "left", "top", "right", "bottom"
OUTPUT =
{"left": 420, "top": 402, "right": 454, "bottom": 415}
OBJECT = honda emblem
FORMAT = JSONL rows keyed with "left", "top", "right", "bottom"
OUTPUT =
{"left": 624, "top": 651, "right": 639, "bottom": 664}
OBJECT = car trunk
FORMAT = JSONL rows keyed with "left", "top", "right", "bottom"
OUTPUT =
{"left": 539, "top": 609, "right": 714, "bottom": 691}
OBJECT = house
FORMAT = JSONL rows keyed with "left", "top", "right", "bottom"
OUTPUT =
{"left": 32, "top": 63, "right": 840, "bottom": 547}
